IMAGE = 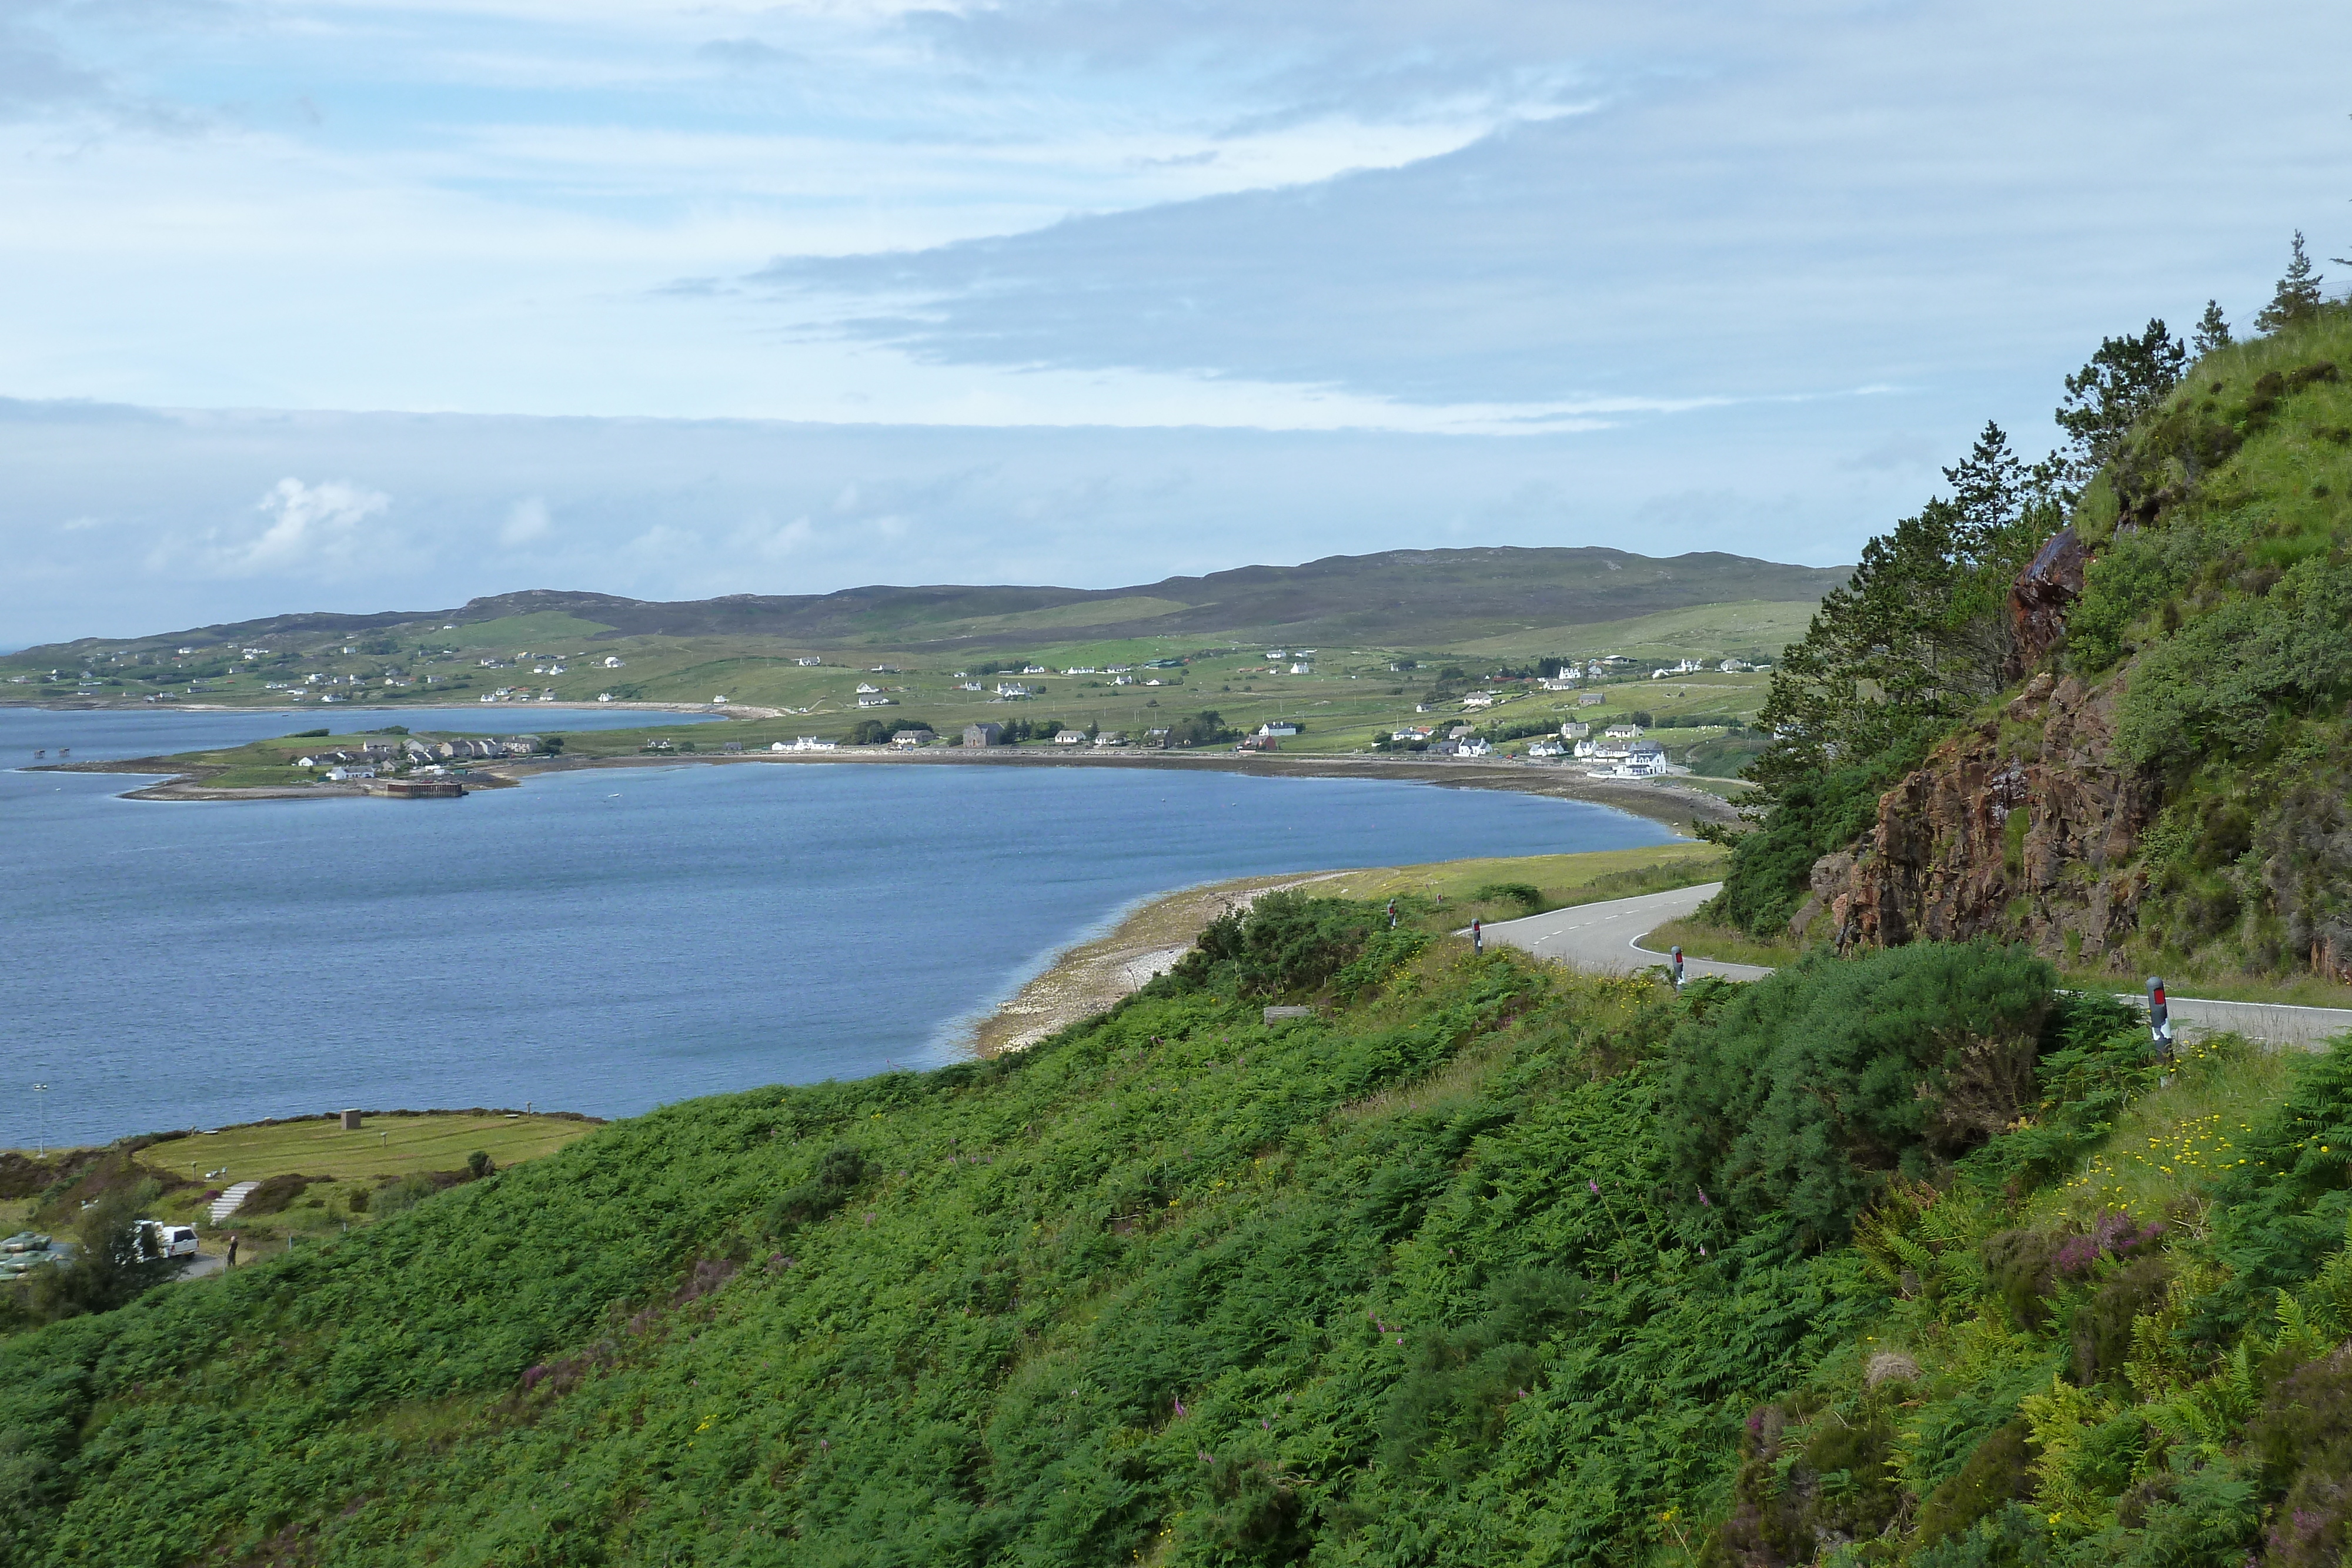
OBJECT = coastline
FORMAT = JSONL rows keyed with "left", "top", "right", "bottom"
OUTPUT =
{"left": 967, "top": 871, "right": 1344, "bottom": 1056}
{"left": 38, "top": 744, "right": 1742, "bottom": 828}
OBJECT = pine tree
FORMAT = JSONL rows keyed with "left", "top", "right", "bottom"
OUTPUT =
{"left": 2191, "top": 299, "right": 2233, "bottom": 356}
{"left": 2050, "top": 319, "right": 2184, "bottom": 495}
{"left": 2254, "top": 231, "right": 2325, "bottom": 333}
{"left": 1942, "top": 422, "right": 2024, "bottom": 557}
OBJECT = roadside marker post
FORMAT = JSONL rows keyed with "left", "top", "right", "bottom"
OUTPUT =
{"left": 2149, "top": 975, "right": 2175, "bottom": 1081}
{"left": 1671, "top": 946, "right": 1685, "bottom": 991}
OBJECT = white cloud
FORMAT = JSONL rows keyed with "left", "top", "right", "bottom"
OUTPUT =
{"left": 502, "top": 494, "right": 552, "bottom": 545}
{"left": 206, "top": 476, "right": 391, "bottom": 576}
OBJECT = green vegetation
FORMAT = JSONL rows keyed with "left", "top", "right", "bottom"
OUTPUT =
{"left": 0, "top": 1114, "right": 600, "bottom": 1282}
{"left": 3, "top": 549, "right": 1819, "bottom": 763}
{"left": 1307, "top": 841, "right": 1726, "bottom": 924}
{"left": 11, "top": 894, "right": 2346, "bottom": 1566}
{"left": 1707, "top": 251, "right": 2352, "bottom": 997}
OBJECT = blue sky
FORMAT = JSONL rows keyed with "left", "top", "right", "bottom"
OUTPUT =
{"left": 2, "top": 0, "right": 2347, "bottom": 644}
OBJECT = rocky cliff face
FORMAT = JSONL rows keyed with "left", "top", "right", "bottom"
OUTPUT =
{"left": 1797, "top": 670, "right": 2161, "bottom": 969}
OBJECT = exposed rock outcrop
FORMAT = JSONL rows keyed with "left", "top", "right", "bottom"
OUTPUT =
{"left": 1806, "top": 671, "right": 2160, "bottom": 968}
{"left": 2004, "top": 527, "right": 2087, "bottom": 681}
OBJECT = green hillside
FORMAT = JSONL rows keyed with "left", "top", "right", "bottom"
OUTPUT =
{"left": 0, "top": 548, "right": 1840, "bottom": 722}
{"left": 8, "top": 889, "right": 2348, "bottom": 1567}
{"left": 1703, "top": 281, "right": 2352, "bottom": 1004}
{"left": 8, "top": 547, "right": 1847, "bottom": 663}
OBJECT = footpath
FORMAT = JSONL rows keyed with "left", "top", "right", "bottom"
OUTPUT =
{"left": 1481, "top": 882, "right": 2352, "bottom": 1050}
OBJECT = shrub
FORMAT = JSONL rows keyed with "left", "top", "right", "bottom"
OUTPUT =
{"left": 23, "top": 1181, "right": 178, "bottom": 1323}
{"left": 1379, "top": 1269, "right": 1584, "bottom": 1479}
{"left": 760, "top": 1144, "right": 866, "bottom": 1237}
{"left": 1471, "top": 882, "right": 1543, "bottom": 912}
{"left": 370, "top": 1174, "right": 441, "bottom": 1219}
{"left": 1160, "top": 891, "right": 1388, "bottom": 1000}
{"left": 466, "top": 1151, "right": 495, "bottom": 1181}
{"left": 1914, "top": 1420, "right": 2035, "bottom": 1547}
{"left": 238, "top": 1173, "right": 318, "bottom": 1217}
{"left": 1663, "top": 942, "right": 2057, "bottom": 1248}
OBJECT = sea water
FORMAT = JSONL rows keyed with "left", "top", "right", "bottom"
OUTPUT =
{"left": 0, "top": 708, "right": 1676, "bottom": 1148}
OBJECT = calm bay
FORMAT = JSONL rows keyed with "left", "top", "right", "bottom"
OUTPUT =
{"left": 1, "top": 707, "right": 1677, "bottom": 1148}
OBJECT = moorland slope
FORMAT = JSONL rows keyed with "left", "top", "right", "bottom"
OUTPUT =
{"left": 12, "top": 546, "right": 1845, "bottom": 661}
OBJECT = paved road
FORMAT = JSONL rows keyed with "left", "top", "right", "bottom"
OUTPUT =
{"left": 1484, "top": 882, "right": 2352, "bottom": 1048}
{"left": 1481, "top": 882, "right": 1772, "bottom": 981}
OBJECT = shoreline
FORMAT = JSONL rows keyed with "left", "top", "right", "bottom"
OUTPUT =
{"left": 0, "top": 698, "right": 776, "bottom": 718}
{"left": 967, "top": 871, "right": 1347, "bottom": 1057}
{"left": 52, "top": 745, "right": 1742, "bottom": 830}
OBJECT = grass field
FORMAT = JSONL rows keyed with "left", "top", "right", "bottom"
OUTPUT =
{"left": 5, "top": 1113, "right": 603, "bottom": 1263}
{"left": 1309, "top": 841, "right": 1725, "bottom": 919}
{"left": 145, "top": 1112, "right": 599, "bottom": 1188}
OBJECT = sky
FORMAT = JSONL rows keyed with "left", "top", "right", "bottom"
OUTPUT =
{"left": 2, "top": 0, "right": 2347, "bottom": 646}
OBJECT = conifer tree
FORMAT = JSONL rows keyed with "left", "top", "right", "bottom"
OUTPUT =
{"left": 2191, "top": 299, "right": 2233, "bottom": 356}
{"left": 2050, "top": 319, "right": 2183, "bottom": 495}
{"left": 1942, "top": 420, "right": 2024, "bottom": 553}
{"left": 2254, "top": 230, "right": 2324, "bottom": 333}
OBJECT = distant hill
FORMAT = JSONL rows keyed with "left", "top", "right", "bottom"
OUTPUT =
{"left": 18, "top": 547, "right": 1847, "bottom": 658}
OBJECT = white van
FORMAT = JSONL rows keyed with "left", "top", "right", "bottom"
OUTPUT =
{"left": 136, "top": 1220, "right": 202, "bottom": 1260}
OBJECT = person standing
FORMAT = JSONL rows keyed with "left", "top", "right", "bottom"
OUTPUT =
{"left": 226, "top": 1233, "right": 239, "bottom": 1269}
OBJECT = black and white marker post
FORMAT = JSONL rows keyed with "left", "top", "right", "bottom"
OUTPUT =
{"left": 1671, "top": 945, "right": 1685, "bottom": 991}
{"left": 2148, "top": 975, "right": 2174, "bottom": 1072}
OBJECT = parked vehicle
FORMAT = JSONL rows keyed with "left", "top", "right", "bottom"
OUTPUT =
{"left": 135, "top": 1220, "right": 201, "bottom": 1259}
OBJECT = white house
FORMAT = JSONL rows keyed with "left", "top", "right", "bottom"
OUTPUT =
{"left": 1392, "top": 727, "right": 1431, "bottom": 741}
{"left": 1561, "top": 721, "right": 1591, "bottom": 740}
{"left": 1289, "top": 662, "right": 1314, "bottom": 676}
{"left": 1719, "top": 658, "right": 1753, "bottom": 673}
{"left": 777, "top": 736, "right": 837, "bottom": 751}
{"left": 856, "top": 683, "right": 881, "bottom": 694}
{"left": 1454, "top": 737, "right": 1492, "bottom": 758}
{"left": 1606, "top": 748, "right": 1671, "bottom": 778}
{"left": 603, "top": 656, "right": 625, "bottom": 668}
{"left": 1605, "top": 723, "right": 1643, "bottom": 739}
{"left": 1054, "top": 728, "right": 1088, "bottom": 745}
{"left": 1258, "top": 722, "right": 1299, "bottom": 738}
{"left": 1526, "top": 739, "right": 1565, "bottom": 757}
{"left": 711, "top": 695, "right": 728, "bottom": 706}
{"left": 795, "top": 656, "right": 823, "bottom": 667}
{"left": 957, "top": 681, "right": 983, "bottom": 691}
{"left": 995, "top": 681, "right": 1036, "bottom": 697}
{"left": 598, "top": 692, "right": 614, "bottom": 703}
{"left": 1092, "top": 731, "right": 1127, "bottom": 747}
{"left": 1460, "top": 691, "right": 1495, "bottom": 710}
{"left": 856, "top": 694, "right": 896, "bottom": 708}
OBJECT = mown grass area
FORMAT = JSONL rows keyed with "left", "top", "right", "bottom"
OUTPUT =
{"left": 143, "top": 1112, "right": 599, "bottom": 1188}
{"left": 1311, "top": 841, "right": 1724, "bottom": 924}
{"left": 4, "top": 1114, "right": 600, "bottom": 1265}
{"left": 14, "top": 888, "right": 2347, "bottom": 1567}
